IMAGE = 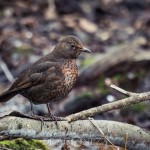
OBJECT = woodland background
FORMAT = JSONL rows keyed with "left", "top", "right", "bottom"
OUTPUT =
{"left": 0, "top": 0, "right": 149, "bottom": 149}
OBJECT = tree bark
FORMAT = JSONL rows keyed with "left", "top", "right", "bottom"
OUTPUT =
{"left": 0, "top": 116, "right": 149, "bottom": 150}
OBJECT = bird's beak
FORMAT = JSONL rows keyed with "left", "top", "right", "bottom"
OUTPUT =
{"left": 82, "top": 47, "right": 92, "bottom": 53}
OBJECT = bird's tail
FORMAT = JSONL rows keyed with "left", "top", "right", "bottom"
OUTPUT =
{"left": 0, "top": 90, "right": 18, "bottom": 102}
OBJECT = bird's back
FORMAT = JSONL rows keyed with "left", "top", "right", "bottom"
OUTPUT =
{"left": 6, "top": 55, "right": 75, "bottom": 103}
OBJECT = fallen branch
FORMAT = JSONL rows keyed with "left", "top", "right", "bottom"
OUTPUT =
{"left": 78, "top": 37, "right": 150, "bottom": 84}
{"left": 0, "top": 116, "right": 149, "bottom": 150}
{"left": 0, "top": 85, "right": 149, "bottom": 149}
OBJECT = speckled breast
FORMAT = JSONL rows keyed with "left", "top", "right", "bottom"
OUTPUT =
{"left": 24, "top": 59, "right": 78, "bottom": 104}
{"left": 61, "top": 59, "right": 78, "bottom": 93}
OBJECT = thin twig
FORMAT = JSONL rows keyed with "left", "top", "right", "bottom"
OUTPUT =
{"left": 66, "top": 85, "right": 150, "bottom": 122}
{"left": 88, "top": 117, "right": 114, "bottom": 145}
{"left": 0, "top": 57, "right": 14, "bottom": 83}
{"left": 124, "top": 133, "right": 128, "bottom": 150}
{"left": 110, "top": 84, "right": 138, "bottom": 96}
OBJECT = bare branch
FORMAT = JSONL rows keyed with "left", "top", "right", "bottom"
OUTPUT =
{"left": 66, "top": 86, "right": 150, "bottom": 122}
{"left": 0, "top": 85, "right": 149, "bottom": 149}
{"left": 110, "top": 84, "right": 138, "bottom": 96}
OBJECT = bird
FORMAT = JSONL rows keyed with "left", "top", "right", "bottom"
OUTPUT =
{"left": 0, "top": 35, "right": 91, "bottom": 119}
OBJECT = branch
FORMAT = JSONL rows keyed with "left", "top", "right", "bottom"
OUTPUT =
{"left": 0, "top": 116, "right": 149, "bottom": 150}
{"left": 0, "top": 85, "right": 150, "bottom": 149}
{"left": 65, "top": 85, "right": 150, "bottom": 122}
{"left": 110, "top": 84, "right": 138, "bottom": 96}
{"left": 0, "top": 57, "right": 14, "bottom": 83}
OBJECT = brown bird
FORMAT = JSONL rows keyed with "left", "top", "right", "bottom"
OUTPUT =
{"left": 0, "top": 35, "right": 91, "bottom": 118}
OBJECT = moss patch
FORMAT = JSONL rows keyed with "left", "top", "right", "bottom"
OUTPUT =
{"left": 97, "top": 76, "right": 108, "bottom": 94}
{"left": 79, "top": 91, "right": 94, "bottom": 99}
{"left": 0, "top": 138, "right": 48, "bottom": 150}
{"left": 15, "top": 46, "right": 33, "bottom": 55}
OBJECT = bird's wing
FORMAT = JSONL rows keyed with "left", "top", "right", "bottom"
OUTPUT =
{"left": 9, "top": 62, "right": 61, "bottom": 92}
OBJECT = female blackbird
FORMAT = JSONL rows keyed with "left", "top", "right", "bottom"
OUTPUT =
{"left": 0, "top": 35, "right": 91, "bottom": 117}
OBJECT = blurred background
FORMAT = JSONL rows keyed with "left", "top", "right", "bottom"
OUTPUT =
{"left": 0, "top": 0, "right": 150, "bottom": 148}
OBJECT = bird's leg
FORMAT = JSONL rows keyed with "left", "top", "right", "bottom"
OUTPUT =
{"left": 30, "top": 101, "right": 40, "bottom": 118}
{"left": 46, "top": 103, "right": 55, "bottom": 119}
{"left": 30, "top": 101, "right": 35, "bottom": 116}
{"left": 29, "top": 101, "right": 44, "bottom": 130}
{"left": 30, "top": 101, "right": 43, "bottom": 119}
{"left": 46, "top": 103, "right": 59, "bottom": 126}
{"left": 47, "top": 103, "right": 51, "bottom": 114}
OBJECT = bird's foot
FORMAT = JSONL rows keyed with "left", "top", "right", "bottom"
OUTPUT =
{"left": 50, "top": 115, "right": 62, "bottom": 121}
{"left": 31, "top": 114, "right": 44, "bottom": 121}
{"left": 50, "top": 115, "right": 59, "bottom": 127}
{"left": 30, "top": 114, "right": 45, "bottom": 130}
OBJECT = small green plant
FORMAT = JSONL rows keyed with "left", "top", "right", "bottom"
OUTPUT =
{"left": 0, "top": 138, "right": 48, "bottom": 150}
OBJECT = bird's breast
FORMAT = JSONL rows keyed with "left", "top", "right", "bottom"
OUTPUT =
{"left": 61, "top": 60, "right": 78, "bottom": 91}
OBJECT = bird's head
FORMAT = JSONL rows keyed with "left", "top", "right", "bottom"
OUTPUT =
{"left": 53, "top": 35, "right": 91, "bottom": 59}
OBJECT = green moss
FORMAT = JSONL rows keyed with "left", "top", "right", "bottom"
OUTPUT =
{"left": 121, "top": 103, "right": 148, "bottom": 117}
{"left": 113, "top": 73, "right": 122, "bottom": 81}
{"left": 134, "top": 69, "right": 146, "bottom": 78}
{"left": 97, "top": 76, "right": 108, "bottom": 94}
{"left": 79, "top": 91, "right": 94, "bottom": 98}
{"left": 81, "top": 58, "right": 95, "bottom": 67}
{"left": 15, "top": 46, "right": 33, "bottom": 55}
{"left": 130, "top": 103, "right": 148, "bottom": 112}
{"left": 0, "top": 139, "right": 48, "bottom": 150}
{"left": 113, "top": 69, "right": 146, "bottom": 82}
{"left": 80, "top": 55, "right": 101, "bottom": 68}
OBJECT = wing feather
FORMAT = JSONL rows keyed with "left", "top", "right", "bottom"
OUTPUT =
{"left": 9, "top": 62, "right": 57, "bottom": 91}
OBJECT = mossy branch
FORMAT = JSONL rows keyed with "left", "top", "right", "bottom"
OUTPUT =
{"left": 0, "top": 85, "right": 150, "bottom": 149}
{"left": 0, "top": 116, "right": 149, "bottom": 150}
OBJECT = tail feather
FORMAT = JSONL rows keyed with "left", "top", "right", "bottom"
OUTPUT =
{"left": 0, "top": 90, "right": 18, "bottom": 102}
